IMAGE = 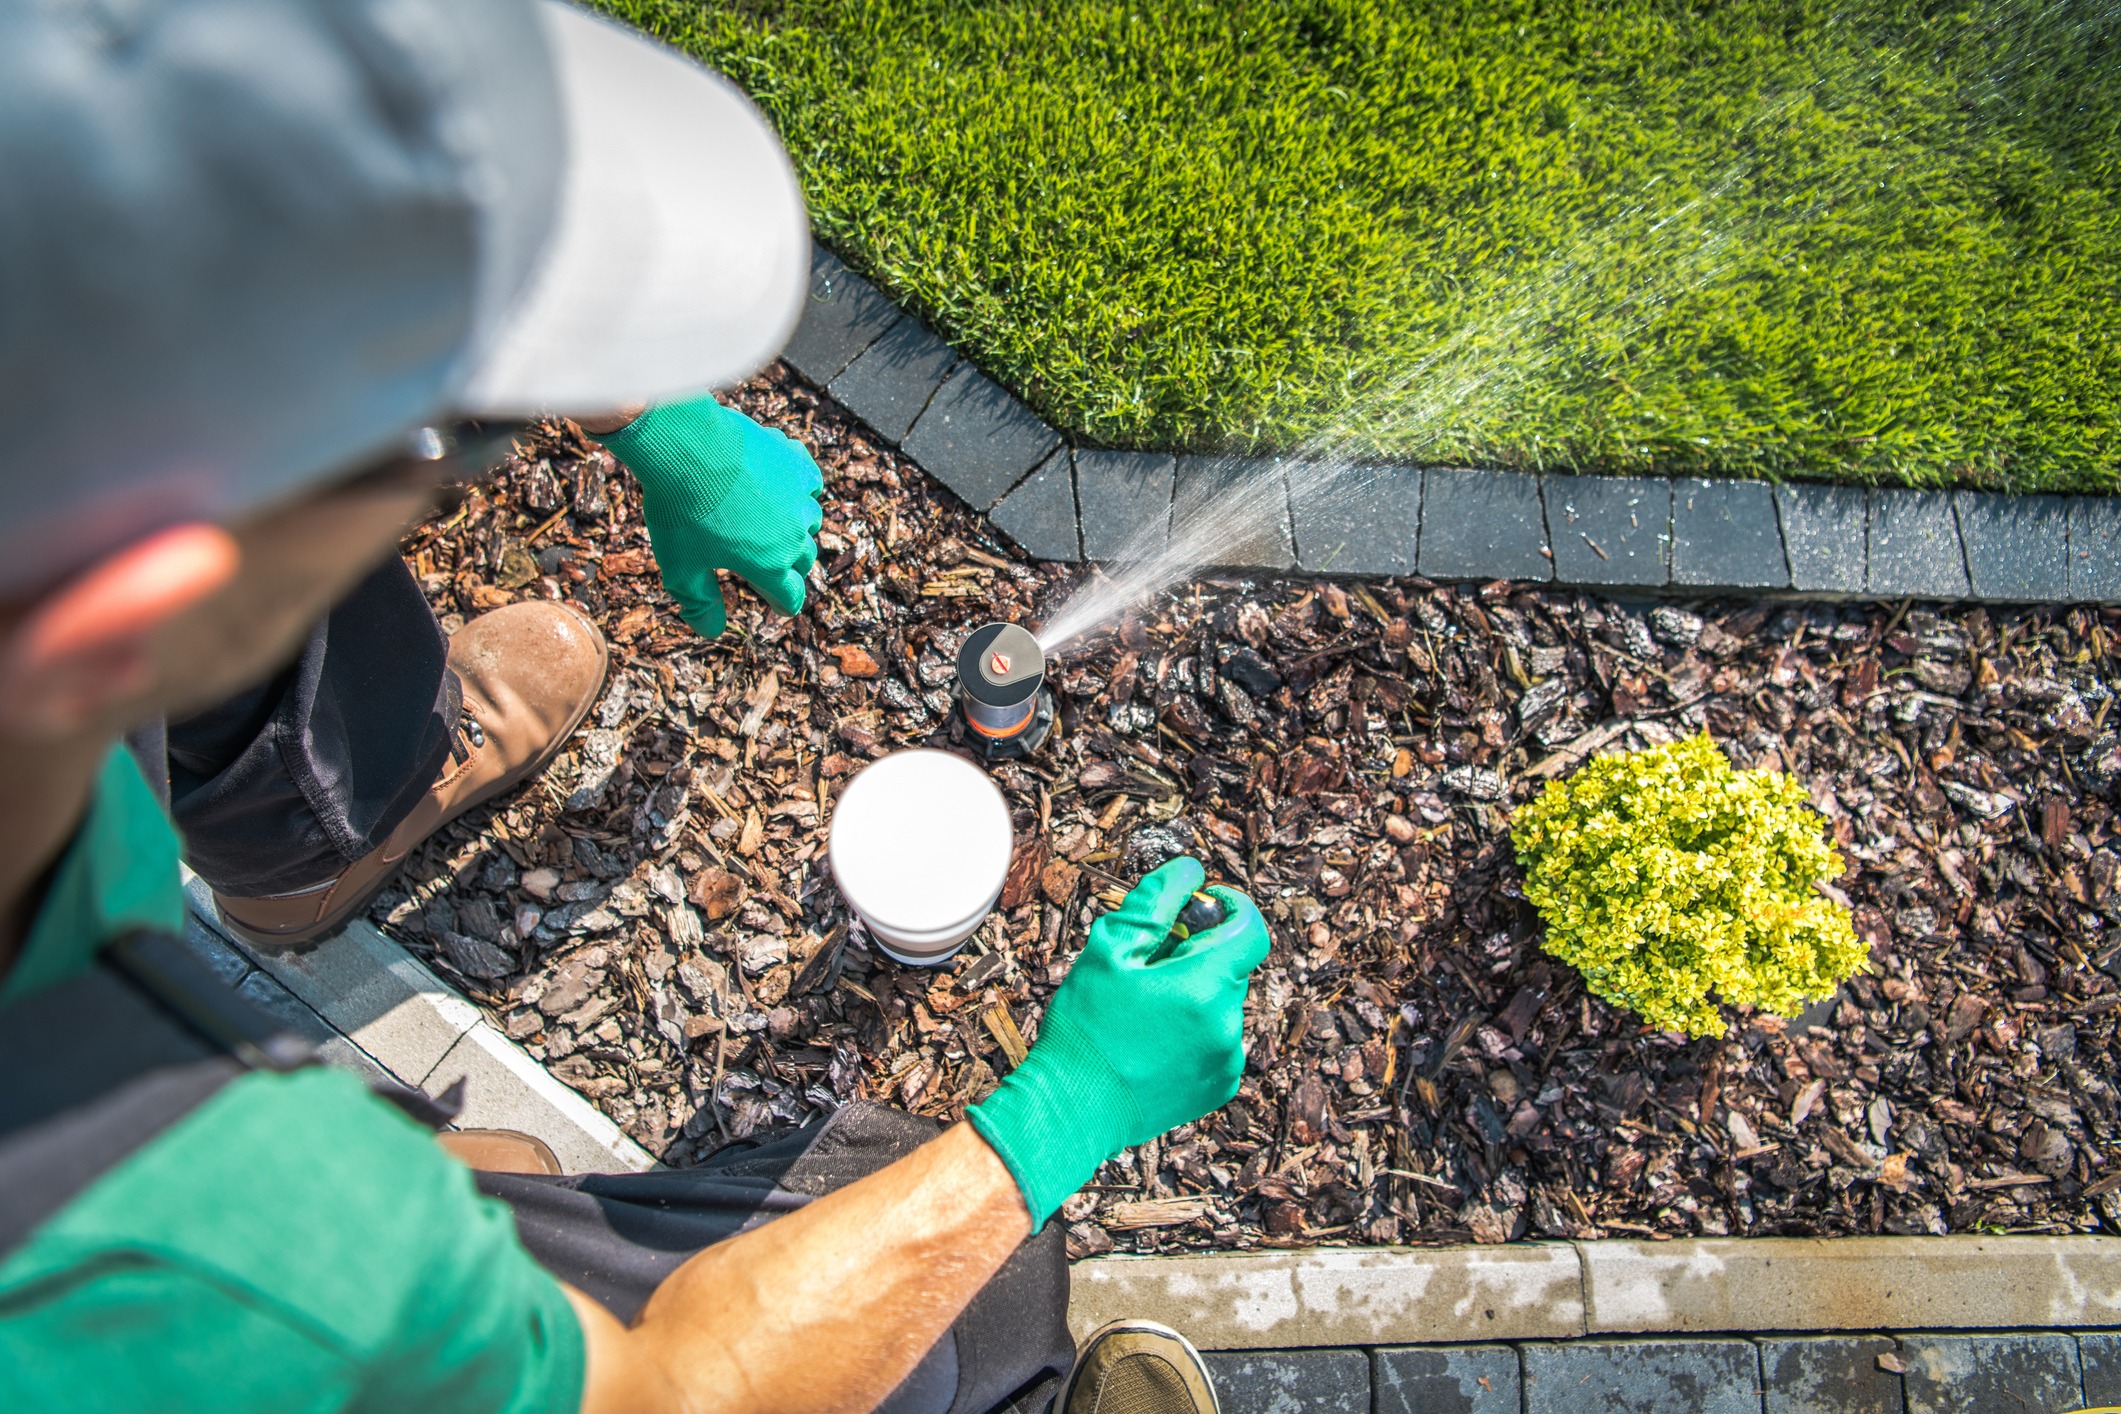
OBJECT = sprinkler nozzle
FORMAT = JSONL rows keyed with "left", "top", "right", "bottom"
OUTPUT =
{"left": 1175, "top": 892, "right": 1227, "bottom": 938}
{"left": 955, "top": 621, "right": 1054, "bottom": 761}
{"left": 1152, "top": 891, "right": 1227, "bottom": 961}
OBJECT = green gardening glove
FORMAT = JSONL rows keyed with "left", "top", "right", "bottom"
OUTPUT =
{"left": 597, "top": 394, "right": 825, "bottom": 637}
{"left": 967, "top": 857, "right": 1271, "bottom": 1227}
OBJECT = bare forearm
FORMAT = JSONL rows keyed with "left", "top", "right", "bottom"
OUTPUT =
{"left": 570, "top": 1122, "right": 1033, "bottom": 1414}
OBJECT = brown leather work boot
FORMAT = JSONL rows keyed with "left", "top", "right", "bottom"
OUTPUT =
{"left": 437, "top": 1129, "right": 564, "bottom": 1175}
{"left": 1058, "top": 1320, "right": 1220, "bottom": 1414}
{"left": 213, "top": 600, "right": 607, "bottom": 947}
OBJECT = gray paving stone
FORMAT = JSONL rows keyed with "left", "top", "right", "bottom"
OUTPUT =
{"left": 900, "top": 362, "right": 1062, "bottom": 511}
{"left": 1778, "top": 483, "right": 1869, "bottom": 593}
{"left": 988, "top": 451, "right": 1079, "bottom": 562}
{"left": 1673, "top": 479, "right": 1788, "bottom": 589}
{"left": 826, "top": 317, "right": 958, "bottom": 445}
{"left": 2069, "top": 497, "right": 2121, "bottom": 602}
{"left": 1174, "top": 456, "right": 1296, "bottom": 570}
{"left": 1953, "top": 492, "right": 2068, "bottom": 602}
{"left": 2079, "top": 1332, "right": 2121, "bottom": 1405}
{"left": 1900, "top": 1333, "right": 2082, "bottom": 1414}
{"left": 235, "top": 967, "right": 333, "bottom": 1043}
{"left": 1291, "top": 462, "right": 1421, "bottom": 575}
{"left": 1549, "top": 474, "right": 1671, "bottom": 587}
{"left": 1761, "top": 1335, "right": 1904, "bottom": 1414}
{"left": 1521, "top": 1339, "right": 1759, "bottom": 1414}
{"left": 1373, "top": 1344, "right": 1518, "bottom": 1414}
{"left": 1075, "top": 449, "right": 1174, "bottom": 562}
{"left": 1204, "top": 1349, "right": 1369, "bottom": 1414}
{"left": 779, "top": 247, "right": 903, "bottom": 386}
{"left": 1418, "top": 468, "right": 1551, "bottom": 582}
{"left": 1868, "top": 489, "right": 1970, "bottom": 599}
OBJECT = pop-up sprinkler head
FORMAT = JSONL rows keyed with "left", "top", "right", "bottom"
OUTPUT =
{"left": 956, "top": 621, "right": 1054, "bottom": 761}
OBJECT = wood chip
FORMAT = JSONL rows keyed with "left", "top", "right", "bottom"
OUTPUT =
{"left": 1102, "top": 1197, "right": 1211, "bottom": 1230}
{"left": 983, "top": 1003, "right": 1030, "bottom": 1069}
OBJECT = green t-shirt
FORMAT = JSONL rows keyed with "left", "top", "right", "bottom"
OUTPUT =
{"left": 0, "top": 748, "right": 585, "bottom": 1412}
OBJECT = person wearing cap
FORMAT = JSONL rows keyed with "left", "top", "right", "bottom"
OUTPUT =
{"left": 0, "top": 3, "right": 1275, "bottom": 1413}
{"left": 152, "top": 175, "right": 828, "bottom": 945}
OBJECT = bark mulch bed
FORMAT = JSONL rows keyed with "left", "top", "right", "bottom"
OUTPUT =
{"left": 379, "top": 363, "right": 2121, "bottom": 1256}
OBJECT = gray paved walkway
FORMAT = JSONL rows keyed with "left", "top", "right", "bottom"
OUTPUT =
{"left": 177, "top": 878, "right": 653, "bottom": 1173}
{"left": 1208, "top": 1334, "right": 2121, "bottom": 1414}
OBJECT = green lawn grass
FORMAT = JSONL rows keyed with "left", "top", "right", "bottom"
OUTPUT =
{"left": 598, "top": 0, "right": 2121, "bottom": 492}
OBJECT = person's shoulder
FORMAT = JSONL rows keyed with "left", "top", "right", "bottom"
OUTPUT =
{"left": 0, "top": 1067, "right": 584, "bottom": 1411}
{"left": 5, "top": 1068, "right": 489, "bottom": 1352}
{"left": 0, "top": 1245, "right": 371, "bottom": 1410}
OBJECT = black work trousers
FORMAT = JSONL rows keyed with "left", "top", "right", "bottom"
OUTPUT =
{"left": 481, "top": 1103, "right": 1075, "bottom": 1414}
{"left": 161, "top": 557, "right": 458, "bottom": 897}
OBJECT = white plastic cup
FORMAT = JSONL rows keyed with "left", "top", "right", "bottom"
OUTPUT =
{"left": 827, "top": 748, "right": 1013, "bottom": 967}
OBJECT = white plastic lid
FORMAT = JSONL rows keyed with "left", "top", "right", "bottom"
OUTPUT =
{"left": 828, "top": 749, "right": 1014, "bottom": 936}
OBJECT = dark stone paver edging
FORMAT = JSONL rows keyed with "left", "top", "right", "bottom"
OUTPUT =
{"left": 788, "top": 246, "right": 2117, "bottom": 604}
{"left": 1204, "top": 1333, "right": 2121, "bottom": 1414}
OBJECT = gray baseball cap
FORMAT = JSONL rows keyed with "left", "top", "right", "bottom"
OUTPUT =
{"left": 0, "top": 0, "right": 808, "bottom": 595}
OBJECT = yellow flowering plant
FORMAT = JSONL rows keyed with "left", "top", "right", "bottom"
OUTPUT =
{"left": 1510, "top": 734, "right": 1863, "bottom": 1038}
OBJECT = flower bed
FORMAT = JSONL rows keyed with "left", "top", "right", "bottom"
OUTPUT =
{"left": 379, "top": 364, "right": 2121, "bottom": 1253}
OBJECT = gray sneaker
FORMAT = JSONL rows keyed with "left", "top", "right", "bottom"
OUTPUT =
{"left": 1059, "top": 1320, "right": 1220, "bottom": 1414}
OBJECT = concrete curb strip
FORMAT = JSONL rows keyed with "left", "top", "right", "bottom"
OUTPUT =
{"left": 1072, "top": 1236, "right": 2121, "bottom": 1349}
{"left": 795, "top": 245, "right": 2120, "bottom": 604}
{"left": 181, "top": 870, "right": 655, "bottom": 1174}
{"left": 1580, "top": 1236, "right": 2121, "bottom": 1335}
{"left": 1067, "top": 1244, "right": 1587, "bottom": 1346}
{"left": 424, "top": 1020, "right": 652, "bottom": 1175}
{"left": 182, "top": 872, "right": 483, "bottom": 1084}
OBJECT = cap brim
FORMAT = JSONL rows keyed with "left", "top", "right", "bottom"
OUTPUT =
{"left": 459, "top": 1, "right": 809, "bottom": 414}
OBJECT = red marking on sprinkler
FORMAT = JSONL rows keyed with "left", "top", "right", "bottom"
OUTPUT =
{"left": 989, "top": 650, "right": 1011, "bottom": 676}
